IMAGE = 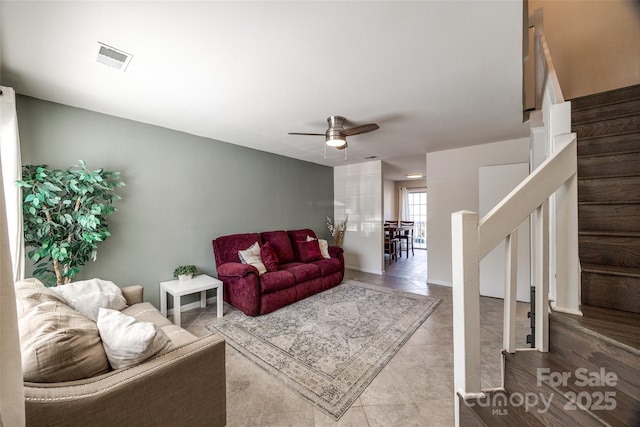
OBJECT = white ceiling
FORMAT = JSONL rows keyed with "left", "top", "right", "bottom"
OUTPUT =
{"left": 0, "top": 1, "right": 529, "bottom": 181}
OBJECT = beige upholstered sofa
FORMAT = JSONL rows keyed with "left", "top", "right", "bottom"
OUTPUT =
{"left": 17, "top": 279, "right": 226, "bottom": 427}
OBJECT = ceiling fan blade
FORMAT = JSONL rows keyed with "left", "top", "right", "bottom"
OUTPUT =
{"left": 288, "top": 132, "right": 325, "bottom": 136}
{"left": 342, "top": 123, "right": 379, "bottom": 136}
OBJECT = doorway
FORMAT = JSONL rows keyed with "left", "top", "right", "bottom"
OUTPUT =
{"left": 407, "top": 190, "right": 427, "bottom": 249}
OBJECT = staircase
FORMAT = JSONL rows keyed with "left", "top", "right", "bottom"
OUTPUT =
{"left": 573, "top": 84, "right": 640, "bottom": 314}
{"left": 459, "top": 85, "right": 640, "bottom": 426}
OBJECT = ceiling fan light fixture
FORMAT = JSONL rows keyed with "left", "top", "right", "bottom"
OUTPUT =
{"left": 289, "top": 115, "right": 377, "bottom": 154}
{"left": 325, "top": 136, "right": 346, "bottom": 147}
{"left": 325, "top": 128, "right": 346, "bottom": 147}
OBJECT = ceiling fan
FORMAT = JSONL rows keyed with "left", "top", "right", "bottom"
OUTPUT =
{"left": 289, "top": 116, "right": 379, "bottom": 160}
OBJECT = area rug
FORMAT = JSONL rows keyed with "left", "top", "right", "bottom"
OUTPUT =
{"left": 205, "top": 279, "right": 442, "bottom": 420}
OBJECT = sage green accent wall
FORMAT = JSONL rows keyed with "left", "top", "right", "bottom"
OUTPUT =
{"left": 17, "top": 95, "right": 334, "bottom": 308}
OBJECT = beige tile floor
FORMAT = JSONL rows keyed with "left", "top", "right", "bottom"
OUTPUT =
{"left": 183, "top": 250, "right": 531, "bottom": 426}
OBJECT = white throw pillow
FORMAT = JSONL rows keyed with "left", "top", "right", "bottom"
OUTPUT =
{"left": 97, "top": 308, "right": 171, "bottom": 370}
{"left": 238, "top": 242, "right": 267, "bottom": 275}
{"left": 306, "top": 235, "right": 331, "bottom": 259}
{"left": 52, "top": 278, "right": 127, "bottom": 321}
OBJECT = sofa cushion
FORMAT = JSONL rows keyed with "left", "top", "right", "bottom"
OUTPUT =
{"left": 213, "top": 232, "right": 262, "bottom": 266}
{"left": 122, "top": 302, "right": 173, "bottom": 327}
{"left": 279, "top": 262, "right": 321, "bottom": 283}
{"left": 51, "top": 278, "right": 128, "bottom": 321}
{"left": 97, "top": 308, "right": 172, "bottom": 370}
{"left": 259, "top": 270, "right": 296, "bottom": 294}
{"left": 261, "top": 230, "right": 295, "bottom": 264}
{"left": 294, "top": 239, "right": 324, "bottom": 263}
{"left": 311, "top": 257, "right": 343, "bottom": 276}
{"left": 238, "top": 241, "right": 267, "bottom": 275}
{"left": 121, "top": 304, "right": 197, "bottom": 347}
{"left": 19, "top": 300, "right": 110, "bottom": 382}
{"left": 15, "top": 278, "right": 68, "bottom": 316}
{"left": 161, "top": 324, "right": 198, "bottom": 347}
{"left": 260, "top": 242, "right": 279, "bottom": 272}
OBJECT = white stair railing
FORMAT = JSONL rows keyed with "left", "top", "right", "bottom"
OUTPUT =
{"left": 453, "top": 7, "right": 579, "bottom": 426}
{"left": 453, "top": 134, "right": 576, "bottom": 377}
{"left": 452, "top": 134, "right": 577, "bottom": 423}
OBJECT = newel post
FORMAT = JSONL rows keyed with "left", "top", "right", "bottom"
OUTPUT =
{"left": 452, "top": 211, "right": 481, "bottom": 426}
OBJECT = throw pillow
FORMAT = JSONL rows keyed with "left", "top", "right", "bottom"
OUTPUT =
{"left": 97, "top": 308, "right": 172, "bottom": 370}
{"left": 19, "top": 300, "right": 110, "bottom": 382}
{"left": 14, "top": 278, "right": 69, "bottom": 316}
{"left": 296, "top": 239, "right": 324, "bottom": 263}
{"left": 51, "top": 278, "right": 127, "bottom": 321}
{"left": 306, "top": 235, "right": 331, "bottom": 259}
{"left": 260, "top": 242, "right": 279, "bottom": 272}
{"left": 238, "top": 242, "right": 267, "bottom": 275}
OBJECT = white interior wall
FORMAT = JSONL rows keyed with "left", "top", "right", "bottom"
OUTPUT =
{"left": 334, "top": 161, "right": 384, "bottom": 274}
{"left": 426, "top": 137, "right": 530, "bottom": 286}
{"left": 532, "top": 0, "right": 640, "bottom": 100}
{"left": 479, "top": 163, "right": 531, "bottom": 302}
{"left": 383, "top": 179, "right": 395, "bottom": 221}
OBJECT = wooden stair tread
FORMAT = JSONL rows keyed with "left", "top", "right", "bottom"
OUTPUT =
{"left": 578, "top": 174, "right": 640, "bottom": 180}
{"left": 576, "top": 151, "right": 640, "bottom": 179}
{"left": 572, "top": 100, "right": 640, "bottom": 125}
{"left": 577, "top": 148, "right": 640, "bottom": 159}
{"left": 577, "top": 173, "right": 640, "bottom": 180}
{"left": 570, "top": 84, "right": 640, "bottom": 111}
{"left": 577, "top": 133, "right": 640, "bottom": 157}
{"left": 579, "top": 231, "right": 640, "bottom": 237}
{"left": 578, "top": 234, "right": 640, "bottom": 269}
{"left": 572, "top": 115, "right": 640, "bottom": 140}
{"left": 552, "top": 307, "right": 640, "bottom": 353}
{"left": 578, "top": 172, "right": 639, "bottom": 180}
{"left": 581, "top": 263, "right": 640, "bottom": 278}
{"left": 578, "top": 201, "right": 640, "bottom": 205}
{"left": 578, "top": 205, "right": 640, "bottom": 234}
{"left": 578, "top": 179, "right": 640, "bottom": 196}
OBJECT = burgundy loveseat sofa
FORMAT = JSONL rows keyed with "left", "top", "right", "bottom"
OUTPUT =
{"left": 212, "top": 229, "right": 344, "bottom": 316}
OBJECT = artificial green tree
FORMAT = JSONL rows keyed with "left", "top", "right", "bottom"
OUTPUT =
{"left": 17, "top": 160, "right": 125, "bottom": 286}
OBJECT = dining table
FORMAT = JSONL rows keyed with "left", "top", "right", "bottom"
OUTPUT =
{"left": 385, "top": 224, "right": 412, "bottom": 238}
{"left": 384, "top": 224, "right": 413, "bottom": 258}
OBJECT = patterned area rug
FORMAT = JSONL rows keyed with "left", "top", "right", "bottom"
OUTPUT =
{"left": 205, "top": 279, "right": 442, "bottom": 420}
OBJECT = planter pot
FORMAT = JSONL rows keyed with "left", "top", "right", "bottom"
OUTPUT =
{"left": 178, "top": 274, "right": 193, "bottom": 281}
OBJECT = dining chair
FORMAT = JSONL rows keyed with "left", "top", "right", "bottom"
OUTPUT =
{"left": 398, "top": 221, "right": 414, "bottom": 257}
{"left": 384, "top": 225, "right": 399, "bottom": 262}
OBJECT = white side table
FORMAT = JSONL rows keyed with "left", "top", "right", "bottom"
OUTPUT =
{"left": 160, "top": 274, "right": 223, "bottom": 326}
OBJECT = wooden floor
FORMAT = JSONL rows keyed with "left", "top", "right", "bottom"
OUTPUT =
{"left": 571, "top": 305, "right": 640, "bottom": 351}
{"left": 383, "top": 247, "right": 428, "bottom": 281}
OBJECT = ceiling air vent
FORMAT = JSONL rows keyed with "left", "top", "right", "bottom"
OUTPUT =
{"left": 96, "top": 42, "right": 132, "bottom": 71}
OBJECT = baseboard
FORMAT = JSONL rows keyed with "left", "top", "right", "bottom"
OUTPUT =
{"left": 167, "top": 295, "right": 218, "bottom": 316}
{"left": 427, "top": 279, "right": 452, "bottom": 287}
{"left": 345, "top": 265, "right": 384, "bottom": 275}
{"left": 550, "top": 303, "right": 583, "bottom": 316}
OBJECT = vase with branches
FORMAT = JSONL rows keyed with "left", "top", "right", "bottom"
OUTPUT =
{"left": 326, "top": 214, "right": 348, "bottom": 247}
{"left": 16, "top": 160, "right": 125, "bottom": 286}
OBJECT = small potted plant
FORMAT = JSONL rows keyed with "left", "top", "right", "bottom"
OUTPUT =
{"left": 173, "top": 265, "right": 198, "bottom": 281}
